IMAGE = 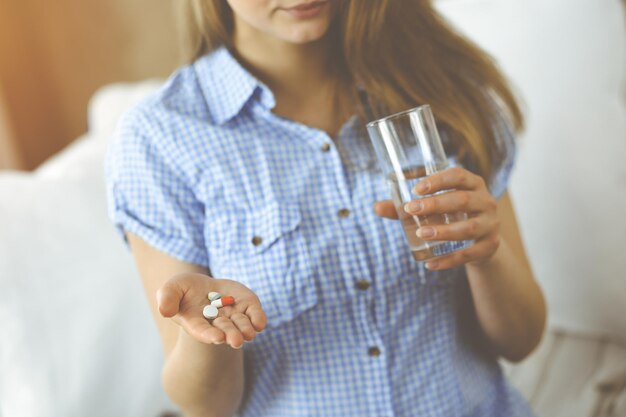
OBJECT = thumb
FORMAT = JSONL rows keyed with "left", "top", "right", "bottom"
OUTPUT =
{"left": 156, "top": 278, "right": 186, "bottom": 318}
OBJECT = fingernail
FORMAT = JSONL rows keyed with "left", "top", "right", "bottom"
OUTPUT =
{"left": 426, "top": 261, "right": 438, "bottom": 269}
{"left": 415, "top": 181, "right": 430, "bottom": 194}
{"left": 417, "top": 227, "right": 435, "bottom": 238}
{"left": 404, "top": 200, "right": 423, "bottom": 213}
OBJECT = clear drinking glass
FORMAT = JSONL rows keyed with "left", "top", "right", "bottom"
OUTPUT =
{"left": 366, "top": 105, "right": 473, "bottom": 262}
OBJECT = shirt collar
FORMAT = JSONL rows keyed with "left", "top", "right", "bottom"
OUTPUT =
{"left": 193, "top": 46, "right": 276, "bottom": 125}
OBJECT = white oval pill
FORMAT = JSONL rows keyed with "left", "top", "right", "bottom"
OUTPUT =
{"left": 202, "top": 305, "right": 219, "bottom": 320}
{"left": 208, "top": 292, "right": 222, "bottom": 301}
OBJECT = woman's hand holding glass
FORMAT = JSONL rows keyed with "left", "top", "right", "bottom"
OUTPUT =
{"left": 375, "top": 166, "right": 501, "bottom": 270}
{"left": 156, "top": 273, "right": 267, "bottom": 349}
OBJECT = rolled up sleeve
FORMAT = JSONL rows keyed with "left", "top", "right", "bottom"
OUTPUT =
{"left": 104, "top": 110, "right": 209, "bottom": 267}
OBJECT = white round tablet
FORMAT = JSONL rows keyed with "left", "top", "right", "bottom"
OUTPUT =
{"left": 202, "top": 305, "right": 219, "bottom": 320}
{"left": 208, "top": 292, "right": 222, "bottom": 302}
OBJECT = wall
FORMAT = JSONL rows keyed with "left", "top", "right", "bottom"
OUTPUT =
{"left": 0, "top": 0, "right": 181, "bottom": 170}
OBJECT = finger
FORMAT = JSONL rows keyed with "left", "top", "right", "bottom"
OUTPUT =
{"left": 415, "top": 167, "right": 485, "bottom": 195}
{"left": 157, "top": 272, "right": 212, "bottom": 317}
{"left": 156, "top": 280, "right": 187, "bottom": 318}
{"left": 211, "top": 317, "right": 245, "bottom": 349}
{"left": 416, "top": 215, "right": 497, "bottom": 242}
{"left": 424, "top": 234, "right": 501, "bottom": 270}
{"left": 404, "top": 190, "right": 495, "bottom": 216}
{"left": 180, "top": 315, "right": 226, "bottom": 345}
{"left": 244, "top": 303, "right": 268, "bottom": 332}
{"left": 228, "top": 312, "right": 257, "bottom": 341}
{"left": 373, "top": 200, "right": 399, "bottom": 220}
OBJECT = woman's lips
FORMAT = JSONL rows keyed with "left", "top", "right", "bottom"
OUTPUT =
{"left": 282, "top": 1, "right": 328, "bottom": 19}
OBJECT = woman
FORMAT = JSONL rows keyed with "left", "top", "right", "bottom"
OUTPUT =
{"left": 104, "top": 1, "right": 546, "bottom": 416}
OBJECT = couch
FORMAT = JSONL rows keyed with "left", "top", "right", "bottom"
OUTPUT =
{"left": 1, "top": 1, "right": 625, "bottom": 416}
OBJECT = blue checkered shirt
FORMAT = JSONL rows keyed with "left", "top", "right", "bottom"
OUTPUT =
{"left": 104, "top": 46, "right": 535, "bottom": 417}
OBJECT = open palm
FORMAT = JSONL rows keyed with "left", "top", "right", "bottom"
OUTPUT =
{"left": 156, "top": 273, "right": 267, "bottom": 348}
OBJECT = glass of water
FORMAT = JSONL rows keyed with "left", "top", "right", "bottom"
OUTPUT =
{"left": 366, "top": 105, "right": 474, "bottom": 262}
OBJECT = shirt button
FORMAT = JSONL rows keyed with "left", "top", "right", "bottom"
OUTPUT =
{"left": 355, "top": 280, "right": 371, "bottom": 291}
{"left": 320, "top": 142, "right": 331, "bottom": 152}
{"left": 337, "top": 208, "right": 351, "bottom": 218}
{"left": 368, "top": 346, "right": 381, "bottom": 357}
{"left": 251, "top": 236, "right": 263, "bottom": 246}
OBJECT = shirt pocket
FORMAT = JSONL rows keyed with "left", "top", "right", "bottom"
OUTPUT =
{"left": 206, "top": 200, "right": 318, "bottom": 328}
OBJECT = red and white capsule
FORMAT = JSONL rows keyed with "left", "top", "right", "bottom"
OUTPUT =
{"left": 210, "top": 295, "right": 235, "bottom": 308}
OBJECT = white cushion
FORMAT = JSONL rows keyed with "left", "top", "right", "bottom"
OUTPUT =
{"left": 438, "top": 0, "right": 626, "bottom": 340}
{"left": 87, "top": 79, "right": 164, "bottom": 142}
{"left": 501, "top": 330, "right": 626, "bottom": 417}
{"left": 0, "top": 99, "right": 175, "bottom": 416}
{"left": 1, "top": 2, "right": 624, "bottom": 414}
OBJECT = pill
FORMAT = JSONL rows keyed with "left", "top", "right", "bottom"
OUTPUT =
{"left": 202, "top": 305, "right": 219, "bottom": 320}
{"left": 211, "top": 296, "right": 235, "bottom": 308}
{"left": 208, "top": 292, "right": 222, "bottom": 301}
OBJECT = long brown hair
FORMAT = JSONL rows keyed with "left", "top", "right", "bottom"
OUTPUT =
{"left": 180, "top": 0, "right": 524, "bottom": 181}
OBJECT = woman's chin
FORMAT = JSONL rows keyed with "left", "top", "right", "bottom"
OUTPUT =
{"left": 283, "top": 28, "right": 329, "bottom": 44}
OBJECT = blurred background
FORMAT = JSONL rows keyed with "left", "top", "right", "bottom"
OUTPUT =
{"left": 0, "top": 1, "right": 625, "bottom": 417}
{"left": 0, "top": 0, "right": 180, "bottom": 170}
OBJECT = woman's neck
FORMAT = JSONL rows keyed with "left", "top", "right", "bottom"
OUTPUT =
{"left": 231, "top": 17, "right": 353, "bottom": 138}
{"left": 232, "top": 25, "right": 335, "bottom": 104}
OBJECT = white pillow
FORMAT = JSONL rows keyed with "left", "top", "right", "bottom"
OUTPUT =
{"left": 87, "top": 80, "right": 163, "bottom": 142}
{"left": 438, "top": 0, "right": 626, "bottom": 340}
{"left": 0, "top": 146, "right": 177, "bottom": 417}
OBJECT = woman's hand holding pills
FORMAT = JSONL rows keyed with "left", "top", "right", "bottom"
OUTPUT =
{"left": 374, "top": 167, "right": 501, "bottom": 270}
{"left": 156, "top": 273, "right": 267, "bottom": 349}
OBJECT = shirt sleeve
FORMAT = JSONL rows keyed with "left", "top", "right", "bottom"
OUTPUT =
{"left": 103, "top": 110, "right": 209, "bottom": 267}
{"left": 487, "top": 98, "right": 518, "bottom": 201}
